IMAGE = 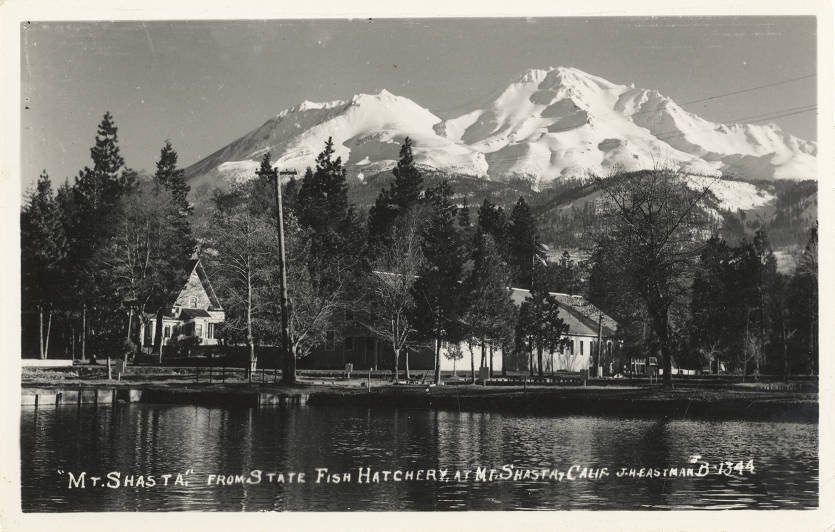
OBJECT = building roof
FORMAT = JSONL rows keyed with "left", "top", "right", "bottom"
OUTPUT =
{"left": 510, "top": 288, "right": 618, "bottom": 337}
{"left": 191, "top": 259, "right": 223, "bottom": 310}
{"left": 180, "top": 308, "right": 213, "bottom": 320}
{"left": 371, "top": 270, "right": 619, "bottom": 337}
{"left": 158, "top": 307, "right": 213, "bottom": 320}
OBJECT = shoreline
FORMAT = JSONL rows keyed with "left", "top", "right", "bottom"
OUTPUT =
{"left": 20, "top": 380, "right": 818, "bottom": 422}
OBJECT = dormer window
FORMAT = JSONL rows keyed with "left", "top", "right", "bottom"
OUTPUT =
{"left": 189, "top": 296, "right": 198, "bottom": 308}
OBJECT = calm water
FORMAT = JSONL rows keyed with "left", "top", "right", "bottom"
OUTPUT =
{"left": 21, "top": 404, "right": 817, "bottom": 511}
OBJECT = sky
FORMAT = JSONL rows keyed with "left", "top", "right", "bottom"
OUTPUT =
{"left": 20, "top": 16, "right": 817, "bottom": 193}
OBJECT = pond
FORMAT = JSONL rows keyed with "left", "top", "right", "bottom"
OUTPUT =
{"left": 20, "top": 403, "right": 818, "bottom": 511}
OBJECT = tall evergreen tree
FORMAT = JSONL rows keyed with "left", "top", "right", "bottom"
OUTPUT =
{"left": 67, "top": 112, "right": 138, "bottom": 360}
{"left": 787, "top": 223, "right": 818, "bottom": 375}
{"left": 154, "top": 140, "right": 192, "bottom": 216}
{"left": 507, "top": 196, "right": 544, "bottom": 289}
{"left": 251, "top": 152, "right": 279, "bottom": 218}
{"left": 461, "top": 231, "right": 516, "bottom": 381}
{"left": 367, "top": 138, "right": 424, "bottom": 253}
{"left": 516, "top": 288, "right": 569, "bottom": 377}
{"left": 21, "top": 171, "right": 68, "bottom": 358}
{"left": 390, "top": 137, "right": 423, "bottom": 208}
{"left": 74, "top": 112, "right": 133, "bottom": 213}
{"left": 296, "top": 138, "right": 365, "bottom": 272}
{"left": 297, "top": 137, "right": 349, "bottom": 234}
{"left": 690, "top": 236, "right": 737, "bottom": 373}
{"left": 412, "top": 180, "right": 467, "bottom": 384}
{"left": 477, "top": 199, "right": 508, "bottom": 255}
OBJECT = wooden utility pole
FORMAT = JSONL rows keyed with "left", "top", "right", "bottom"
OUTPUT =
{"left": 266, "top": 166, "right": 297, "bottom": 385}
{"left": 597, "top": 313, "right": 604, "bottom": 377}
{"left": 81, "top": 304, "right": 87, "bottom": 362}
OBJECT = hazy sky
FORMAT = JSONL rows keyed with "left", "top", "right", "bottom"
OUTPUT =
{"left": 20, "top": 17, "right": 817, "bottom": 192}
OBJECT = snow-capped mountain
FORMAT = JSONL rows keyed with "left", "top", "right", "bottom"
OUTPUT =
{"left": 184, "top": 66, "right": 817, "bottom": 195}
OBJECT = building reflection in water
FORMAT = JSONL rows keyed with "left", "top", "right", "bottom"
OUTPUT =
{"left": 20, "top": 404, "right": 818, "bottom": 511}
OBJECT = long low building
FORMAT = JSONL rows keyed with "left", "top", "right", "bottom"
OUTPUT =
{"left": 303, "top": 288, "right": 619, "bottom": 377}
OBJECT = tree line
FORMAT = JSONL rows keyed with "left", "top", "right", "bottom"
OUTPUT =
{"left": 21, "top": 112, "right": 196, "bottom": 362}
{"left": 198, "top": 136, "right": 571, "bottom": 383}
{"left": 585, "top": 169, "right": 818, "bottom": 386}
{"left": 22, "top": 113, "right": 818, "bottom": 387}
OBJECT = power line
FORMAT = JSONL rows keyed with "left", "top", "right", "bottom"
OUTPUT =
{"left": 473, "top": 103, "right": 816, "bottom": 169}
{"left": 655, "top": 104, "right": 816, "bottom": 142}
{"left": 623, "top": 73, "right": 816, "bottom": 124}
{"left": 680, "top": 73, "right": 815, "bottom": 106}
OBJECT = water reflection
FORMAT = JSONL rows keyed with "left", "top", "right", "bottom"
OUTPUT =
{"left": 21, "top": 404, "right": 817, "bottom": 512}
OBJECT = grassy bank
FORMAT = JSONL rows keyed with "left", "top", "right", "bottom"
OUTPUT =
{"left": 20, "top": 372, "right": 818, "bottom": 422}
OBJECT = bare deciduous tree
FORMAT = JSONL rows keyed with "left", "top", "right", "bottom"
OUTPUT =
{"left": 594, "top": 167, "right": 718, "bottom": 388}
{"left": 360, "top": 214, "right": 425, "bottom": 383}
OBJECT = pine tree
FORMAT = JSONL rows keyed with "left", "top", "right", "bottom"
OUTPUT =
{"left": 75, "top": 112, "right": 133, "bottom": 212}
{"left": 65, "top": 112, "right": 138, "bottom": 360}
{"left": 251, "top": 152, "right": 278, "bottom": 217}
{"left": 477, "top": 199, "right": 508, "bottom": 255}
{"left": 461, "top": 231, "right": 516, "bottom": 380}
{"left": 516, "top": 287, "right": 569, "bottom": 377}
{"left": 411, "top": 180, "right": 467, "bottom": 384}
{"left": 21, "top": 171, "right": 68, "bottom": 358}
{"left": 507, "top": 196, "right": 543, "bottom": 289}
{"left": 296, "top": 137, "right": 358, "bottom": 264}
{"left": 283, "top": 176, "right": 299, "bottom": 215}
{"left": 367, "top": 187, "right": 398, "bottom": 251}
{"left": 787, "top": 224, "right": 818, "bottom": 375}
{"left": 297, "top": 137, "right": 348, "bottom": 233}
{"left": 367, "top": 138, "right": 424, "bottom": 253}
{"left": 154, "top": 140, "right": 192, "bottom": 216}
{"left": 690, "top": 236, "right": 736, "bottom": 373}
{"left": 390, "top": 137, "right": 422, "bottom": 209}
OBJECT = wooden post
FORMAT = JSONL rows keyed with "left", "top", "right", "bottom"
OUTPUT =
{"left": 81, "top": 304, "right": 86, "bottom": 362}
{"left": 107, "top": 356, "right": 112, "bottom": 380}
{"left": 596, "top": 313, "right": 604, "bottom": 377}
{"left": 263, "top": 166, "right": 297, "bottom": 385}
{"left": 489, "top": 343, "right": 494, "bottom": 378}
{"left": 39, "top": 305, "right": 44, "bottom": 360}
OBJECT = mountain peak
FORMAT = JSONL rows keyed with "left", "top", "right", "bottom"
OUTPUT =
{"left": 185, "top": 66, "right": 817, "bottom": 194}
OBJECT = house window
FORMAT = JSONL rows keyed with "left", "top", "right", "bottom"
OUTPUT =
{"left": 195, "top": 323, "right": 203, "bottom": 338}
{"left": 164, "top": 325, "right": 171, "bottom": 338}
{"left": 344, "top": 337, "right": 354, "bottom": 351}
{"left": 189, "top": 296, "right": 198, "bottom": 308}
{"left": 326, "top": 330, "right": 336, "bottom": 351}
{"left": 345, "top": 309, "right": 354, "bottom": 322}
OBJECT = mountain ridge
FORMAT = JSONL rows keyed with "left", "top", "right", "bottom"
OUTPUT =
{"left": 184, "top": 66, "right": 816, "bottom": 200}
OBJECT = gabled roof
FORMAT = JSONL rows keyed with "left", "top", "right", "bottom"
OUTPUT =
{"left": 158, "top": 307, "right": 213, "bottom": 320}
{"left": 510, "top": 288, "right": 618, "bottom": 337}
{"left": 155, "top": 257, "right": 224, "bottom": 312}
{"left": 192, "top": 258, "right": 223, "bottom": 310}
